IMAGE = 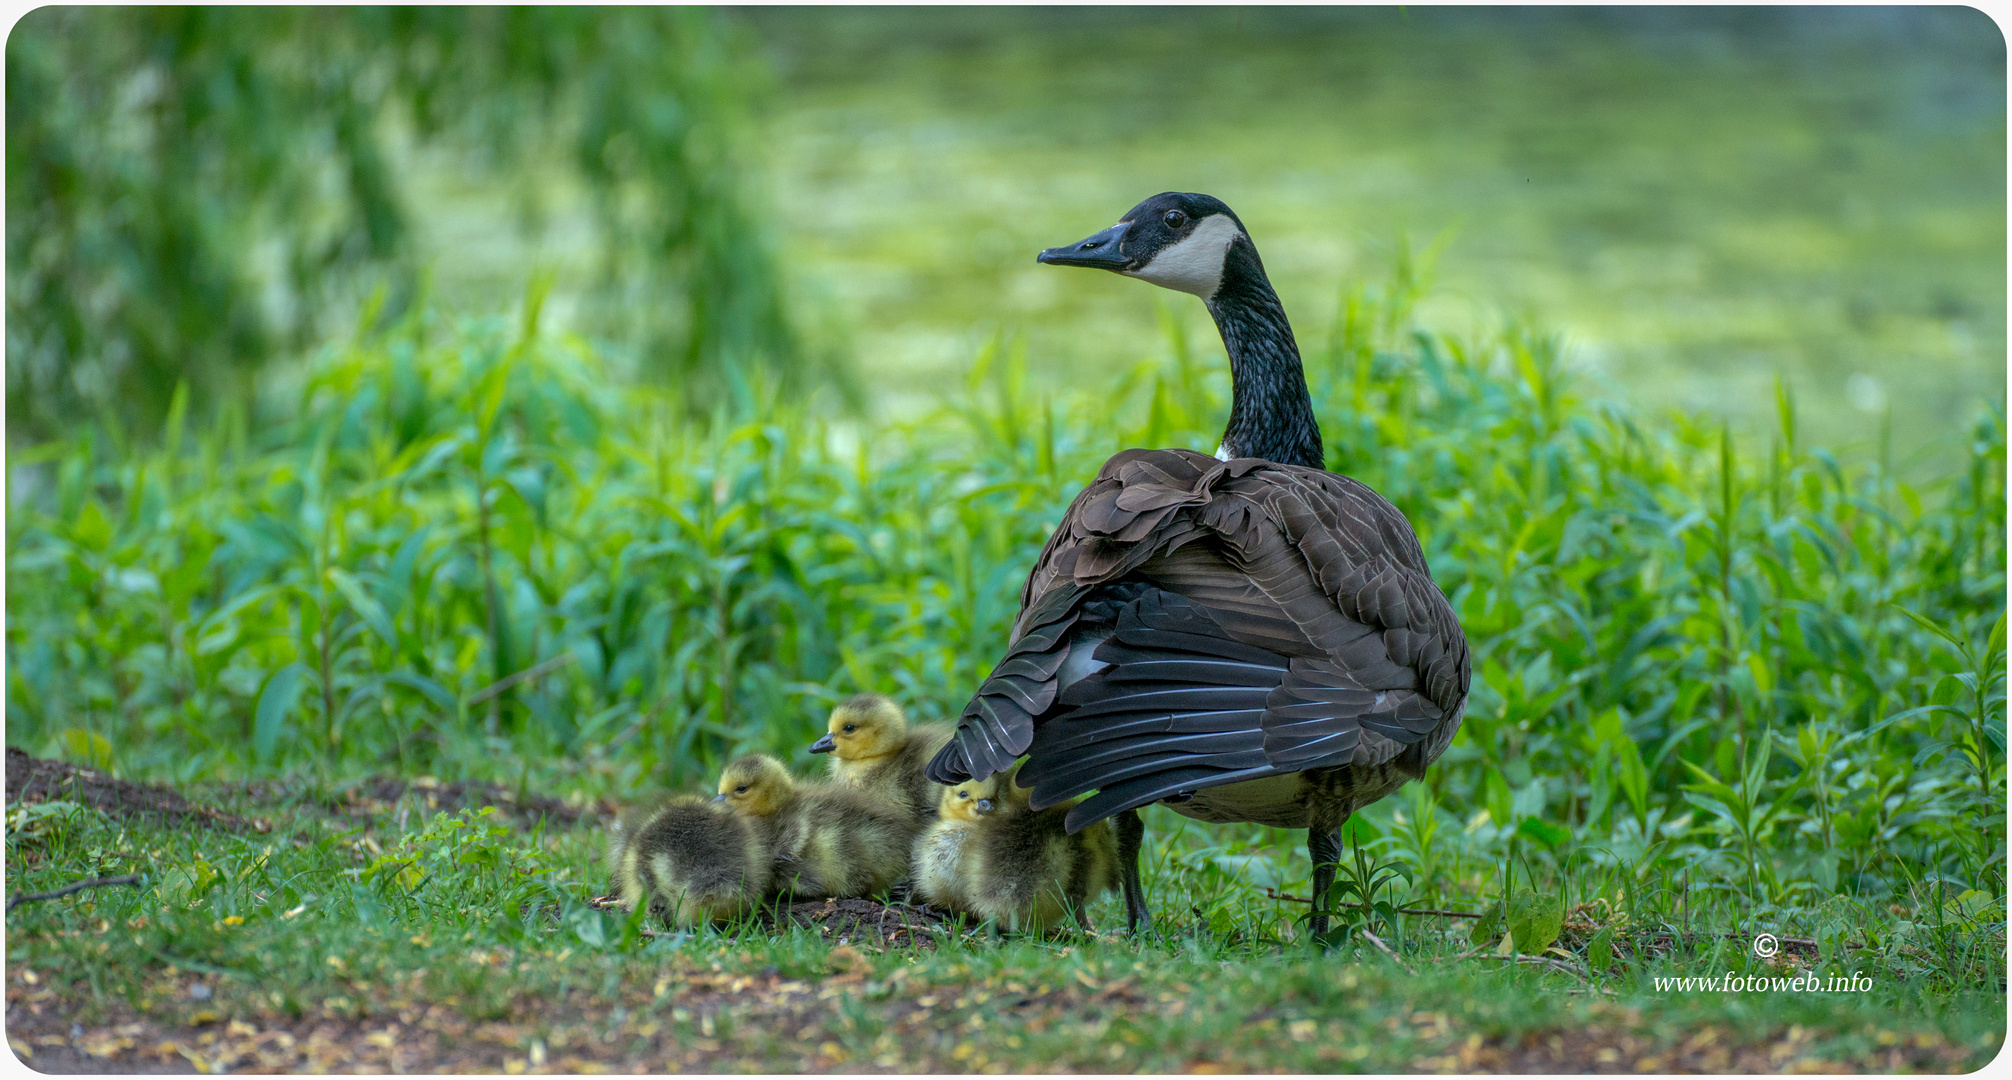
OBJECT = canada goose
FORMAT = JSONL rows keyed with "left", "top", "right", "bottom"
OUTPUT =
{"left": 926, "top": 193, "right": 1471, "bottom": 937}
{"left": 917, "top": 767, "right": 1118, "bottom": 933}
{"left": 606, "top": 796, "right": 771, "bottom": 926}
{"left": 808, "top": 694, "right": 954, "bottom": 830}
{"left": 716, "top": 754, "right": 912, "bottom": 900}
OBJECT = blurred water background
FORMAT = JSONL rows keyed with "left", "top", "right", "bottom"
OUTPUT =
{"left": 743, "top": 7, "right": 2004, "bottom": 470}
{"left": 8, "top": 7, "right": 2003, "bottom": 462}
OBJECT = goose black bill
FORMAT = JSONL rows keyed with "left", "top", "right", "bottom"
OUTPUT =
{"left": 808, "top": 732, "right": 837, "bottom": 754}
{"left": 1037, "top": 223, "right": 1132, "bottom": 270}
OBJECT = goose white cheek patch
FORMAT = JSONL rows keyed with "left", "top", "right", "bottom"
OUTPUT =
{"left": 1125, "top": 214, "right": 1241, "bottom": 299}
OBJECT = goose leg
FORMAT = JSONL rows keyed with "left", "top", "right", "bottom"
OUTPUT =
{"left": 1307, "top": 827, "right": 1343, "bottom": 940}
{"left": 1114, "top": 808, "right": 1152, "bottom": 932}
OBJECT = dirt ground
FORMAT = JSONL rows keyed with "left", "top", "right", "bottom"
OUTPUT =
{"left": 6, "top": 967, "right": 1976, "bottom": 1075}
{"left": 4, "top": 748, "right": 606, "bottom": 835}
{"left": 4, "top": 749, "right": 262, "bottom": 834}
{"left": 3, "top": 751, "right": 1989, "bottom": 1074}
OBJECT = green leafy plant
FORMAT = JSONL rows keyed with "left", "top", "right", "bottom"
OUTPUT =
{"left": 4, "top": 253, "right": 2002, "bottom": 989}
{"left": 1311, "top": 833, "right": 1413, "bottom": 950}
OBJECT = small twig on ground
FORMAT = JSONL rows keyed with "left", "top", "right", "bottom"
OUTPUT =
{"left": 1359, "top": 930, "right": 1417, "bottom": 975}
{"left": 1512, "top": 953, "right": 1594, "bottom": 980}
{"left": 1447, "top": 950, "right": 1596, "bottom": 982}
{"left": 1433, "top": 945, "right": 1598, "bottom": 981}
{"left": 7, "top": 874, "right": 144, "bottom": 912}
{"left": 469, "top": 653, "right": 577, "bottom": 705}
{"left": 1262, "top": 887, "right": 1482, "bottom": 919}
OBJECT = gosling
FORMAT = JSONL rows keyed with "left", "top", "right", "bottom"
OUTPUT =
{"left": 911, "top": 774, "right": 999, "bottom": 914}
{"left": 606, "top": 796, "right": 772, "bottom": 926}
{"left": 918, "top": 768, "right": 1120, "bottom": 933}
{"left": 716, "top": 754, "right": 911, "bottom": 900}
{"left": 809, "top": 694, "right": 954, "bottom": 830}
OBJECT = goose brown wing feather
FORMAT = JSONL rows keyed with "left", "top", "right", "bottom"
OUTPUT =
{"left": 1028, "top": 707, "right": 1269, "bottom": 758}
{"left": 926, "top": 448, "right": 1470, "bottom": 801}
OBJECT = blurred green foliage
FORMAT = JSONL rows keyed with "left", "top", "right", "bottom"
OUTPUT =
{"left": 5, "top": 7, "right": 831, "bottom": 444}
{"left": 7, "top": 251, "right": 2003, "bottom": 922}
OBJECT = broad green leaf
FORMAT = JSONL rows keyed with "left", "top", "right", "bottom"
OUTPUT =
{"left": 1614, "top": 734, "right": 1649, "bottom": 820}
{"left": 475, "top": 361, "right": 511, "bottom": 435}
{"left": 71, "top": 500, "right": 112, "bottom": 551}
{"left": 1587, "top": 926, "right": 1614, "bottom": 972}
{"left": 59, "top": 728, "right": 114, "bottom": 772}
{"left": 1895, "top": 605, "right": 1967, "bottom": 653}
{"left": 1516, "top": 815, "right": 1571, "bottom": 849}
{"left": 386, "top": 670, "right": 456, "bottom": 711}
{"left": 328, "top": 568, "right": 396, "bottom": 648}
{"left": 255, "top": 662, "right": 310, "bottom": 766}
{"left": 1746, "top": 652, "right": 1773, "bottom": 695}
{"left": 1468, "top": 900, "right": 1505, "bottom": 945}
{"left": 1507, "top": 891, "right": 1565, "bottom": 954}
{"left": 1483, "top": 766, "right": 1514, "bottom": 829}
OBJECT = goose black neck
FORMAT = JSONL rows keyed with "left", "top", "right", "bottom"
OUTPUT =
{"left": 1205, "top": 237, "right": 1323, "bottom": 469}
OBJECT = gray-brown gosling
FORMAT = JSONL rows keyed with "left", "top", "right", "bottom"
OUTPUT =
{"left": 606, "top": 796, "right": 772, "bottom": 926}
{"left": 715, "top": 754, "right": 911, "bottom": 900}
{"left": 809, "top": 694, "right": 953, "bottom": 830}
{"left": 914, "top": 767, "right": 1119, "bottom": 933}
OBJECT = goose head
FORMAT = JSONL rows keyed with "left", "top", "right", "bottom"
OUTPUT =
{"left": 716, "top": 754, "right": 794, "bottom": 817}
{"left": 1036, "top": 191, "right": 1323, "bottom": 469}
{"left": 1037, "top": 192, "right": 1249, "bottom": 301}
{"left": 809, "top": 693, "right": 907, "bottom": 760}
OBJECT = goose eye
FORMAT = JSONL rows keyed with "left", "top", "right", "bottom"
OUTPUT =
{"left": 735, "top": 785, "right": 748, "bottom": 794}
{"left": 842, "top": 724, "right": 856, "bottom": 733}
{"left": 1163, "top": 210, "right": 1187, "bottom": 229}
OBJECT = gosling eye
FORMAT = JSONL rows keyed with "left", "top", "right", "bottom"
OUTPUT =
{"left": 842, "top": 724, "right": 856, "bottom": 733}
{"left": 1163, "top": 209, "right": 1187, "bottom": 229}
{"left": 957, "top": 792, "right": 968, "bottom": 800}
{"left": 735, "top": 785, "right": 748, "bottom": 794}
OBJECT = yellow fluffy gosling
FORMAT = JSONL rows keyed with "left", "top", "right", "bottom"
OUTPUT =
{"left": 606, "top": 796, "right": 772, "bottom": 926}
{"left": 921, "top": 768, "right": 1119, "bottom": 933}
{"left": 911, "top": 774, "right": 1000, "bottom": 913}
{"left": 715, "top": 754, "right": 911, "bottom": 900}
{"left": 810, "top": 694, "right": 953, "bottom": 830}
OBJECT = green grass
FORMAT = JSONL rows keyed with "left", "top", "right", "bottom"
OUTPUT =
{"left": 5, "top": 249, "right": 2004, "bottom": 1066}
{"left": 5, "top": 793, "right": 2002, "bottom": 1072}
